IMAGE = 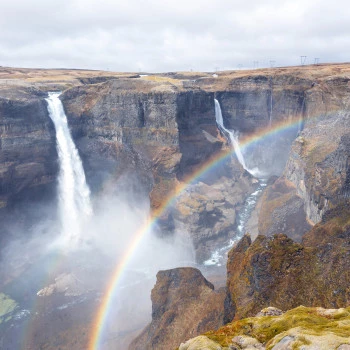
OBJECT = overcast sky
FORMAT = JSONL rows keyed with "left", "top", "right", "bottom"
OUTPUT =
{"left": 0, "top": 0, "right": 349, "bottom": 72}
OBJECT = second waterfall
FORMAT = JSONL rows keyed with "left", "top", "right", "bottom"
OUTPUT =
{"left": 214, "top": 99, "right": 262, "bottom": 178}
{"left": 46, "top": 92, "right": 92, "bottom": 244}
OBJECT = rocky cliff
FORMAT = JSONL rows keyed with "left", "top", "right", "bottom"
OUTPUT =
{"left": 0, "top": 86, "right": 58, "bottom": 246}
{"left": 129, "top": 267, "right": 226, "bottom": 350}
{"left": 0, "top": 87, "right": 56, "bottom": 210}
{"left": 59, "top": 78, "right": 254, "bottom": 261}
{"left": 2, "top": 64, "right": 349, "bottom": 253}
{"left": 249, "top": 68, "right": 350, "bottom": 239}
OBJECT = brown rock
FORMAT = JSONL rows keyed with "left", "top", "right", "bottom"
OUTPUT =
{"left": 129, "top": 267, "right": 226, "bottom": 350}
{"left": 225, "top": 204, "right": 350, "bottom": 321}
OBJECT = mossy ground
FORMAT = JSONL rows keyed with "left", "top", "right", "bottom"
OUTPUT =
{"left": 0, "top": 293, "right": 18, "bottom": 324}
{"left": 204, "top": 306, "right": 350, "bottom": 349}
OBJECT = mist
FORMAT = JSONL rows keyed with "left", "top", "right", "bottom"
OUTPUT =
{"left": 0, "top": 106, "right": 195, "bottom": 350}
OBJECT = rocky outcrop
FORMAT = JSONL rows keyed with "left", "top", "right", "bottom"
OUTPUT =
{"left": 225, "top": 203, "right": 350, "bottom": 321}
{"left": 129, "top": 267, "right": 226, "bottom": 350}
{"left": 181, "top": 306, "right": 350, "bottom": 350}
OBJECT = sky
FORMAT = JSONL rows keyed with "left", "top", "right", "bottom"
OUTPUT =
{"left": 0, "top": 0, "right": 349, "bottom": 72}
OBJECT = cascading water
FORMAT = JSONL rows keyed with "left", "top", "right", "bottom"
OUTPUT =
{"left": 214, "top": 99, "right": 247, "bottom": 169}
{"left": 204, "top": 99, "right": 266, "bottom": 266}
{"left": 204, "top": 180, "right": 266, "bottom": 266}
{"left": 214, "top": 99, "right": 261, "bottom": 177}
{"left": 46, "top": 92, "right": 92, "bottom": 243}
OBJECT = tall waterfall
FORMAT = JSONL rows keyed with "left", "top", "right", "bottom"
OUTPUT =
{"left": 46, "top": 92, "right": 92, "bottom": 243}
{"left": 214, "top": 99, "right": 260, "bottom": 177}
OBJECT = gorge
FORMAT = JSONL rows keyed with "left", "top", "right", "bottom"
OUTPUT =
{"left": 0, "top": 64, "right": 349, "bottom": 349}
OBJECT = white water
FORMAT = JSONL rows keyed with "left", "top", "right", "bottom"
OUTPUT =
{"left": 214, "top": 99, "right": 262, "bottom": 177}
{"left": 46, "top": 92, "right": 92, "bottom": 243}
{"left": 204, "top": 180, "right": 267, "bottom": 266}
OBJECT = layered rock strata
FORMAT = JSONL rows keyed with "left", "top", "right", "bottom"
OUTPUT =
{"left": 0, "top": 87, "right": 57, "bottom": 235}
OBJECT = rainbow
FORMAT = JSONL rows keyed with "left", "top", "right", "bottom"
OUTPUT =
{"left": 88, "top": 115, "right": 304, "bottom": 350}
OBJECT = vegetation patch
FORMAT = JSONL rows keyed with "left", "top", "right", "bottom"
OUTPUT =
{"left": 0, "top": 293, "right": 18, "bottom": 324}
{"left": 204, "top": 306, "right": 350, "bottom": 349}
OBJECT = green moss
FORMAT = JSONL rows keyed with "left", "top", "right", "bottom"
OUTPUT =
{"left": 0, "top": 293, "right": 18, "bottom": 324}
{"left": 204, "top": 306, "right": 350, "bottom": 349}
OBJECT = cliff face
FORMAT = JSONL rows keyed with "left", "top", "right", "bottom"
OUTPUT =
{"left": 129, "top": 268, "right": 226, "bottom": 350}
{"left": 217, "top": 74, "right": 308, "bottom": 132}
{"left": 1, "top": 65, "right": 349, "bottom": 259}
{"left": 255, "top": 74, "right": 350, "bottom": 239}
{"left": 257, "top": 178, "right": 312, "bottom": 241}
{"left": 0, "top": 87, "right": 57, "bottom": 218}
{"left": 60, "top": 79, "right": 223, "bottom": 195}
{"left": 1, "top": 65, "right": 350, "bottom": 350}
{"left": 284, "top": 77, "right": 350, "bottom": 223}
{"left": 60, "top": 79, "right": 252, "bottom": 261}
{"left": 59, "top": 71, "right": 323, "bottom": 259}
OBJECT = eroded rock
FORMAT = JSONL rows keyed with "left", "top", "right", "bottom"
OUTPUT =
{"left": 129, "top": 267, "right": 225, "bottom": 350}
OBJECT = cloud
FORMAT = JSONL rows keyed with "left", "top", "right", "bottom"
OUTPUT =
{"left": 0, "top": 0, "right": 348, "bottom": 72}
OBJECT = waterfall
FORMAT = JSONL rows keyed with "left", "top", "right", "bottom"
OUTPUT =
{"left": 214, "top": 99, "right": 261, "bottom": 177}
{"left": 204, "top": 180, "right": 267, "bottom": 266}
{"left": 214, "top": 99, "right": 248, "bottom": 169}
{"left": 46, "top": 92, "right": 92, "bottom": 243}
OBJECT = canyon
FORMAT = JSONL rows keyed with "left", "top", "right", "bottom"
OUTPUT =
{"left": 0, "top": 63, "right": 349, "bottom": 349}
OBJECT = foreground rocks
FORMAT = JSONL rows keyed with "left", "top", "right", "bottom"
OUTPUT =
{"left": 129, "top": 267, "right": 226, "bottom": 350}
{"left": 180, "top": 306, "right": 350, "bottom": 350}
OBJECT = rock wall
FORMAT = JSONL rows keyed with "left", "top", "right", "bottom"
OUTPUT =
{"left": 213, "top": 75, "right": 309, "bottom": 176}
{"left": 253, "top": 75, "right": 350, "bottom": 239}
{"left": 284, "top": 78, "right": 350, "bottom": 224}
{"left": 1, "top": 66, "right": 349, "bottom": 257}
{"left": 61, "top": 80, "right": 223, "bottom": 195}
{"left": 60, "top": 79, "right": 252, "bottom": 261}
{"left": 0, "top": 87, "right": 57, "bottom": 235}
